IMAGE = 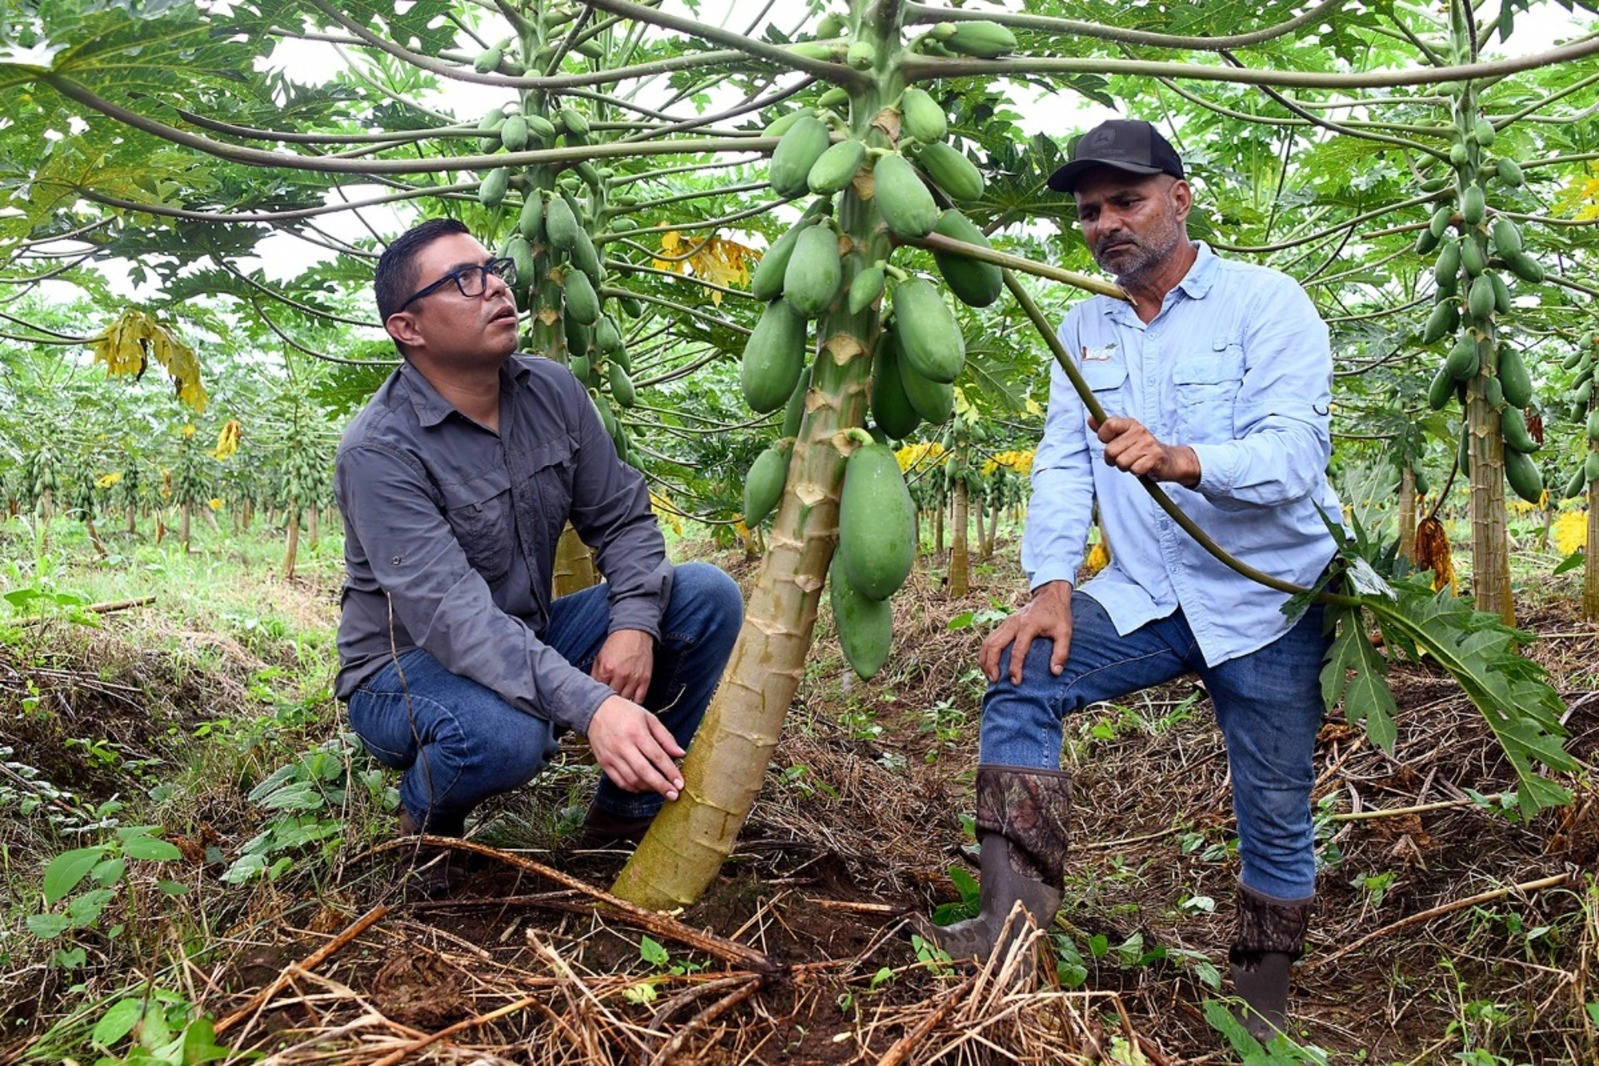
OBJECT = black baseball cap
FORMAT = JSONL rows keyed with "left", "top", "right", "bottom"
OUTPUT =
{"left": 1047, "top": 120, "right": 1185, "bottom": 194}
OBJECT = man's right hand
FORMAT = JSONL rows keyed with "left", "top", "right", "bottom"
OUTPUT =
{"left": 980, "top": 580, "right": 1074, "bottom": 685}
{"left": 586, "top": 695, "right": 686, "bottom": 800}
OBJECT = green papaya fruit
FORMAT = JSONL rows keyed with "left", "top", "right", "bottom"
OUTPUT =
{"left": 846, "top": 39, "right": 876, "bottom": 69}
{"left": 569, "top": 355, "right": 591, "bottom": 385}
{"left": 558, "top": 108, "right": 590, "bottom": 136}
{"left": 892, "top": 277, "right": 965, "bottom": 383}
{"left": 872, "top": 153, "right": 939, "bottom": 239}
{"left": 1589, "top": 452, "right": 1599, "bottom": 482}
{"left": 500, "top": 114, "right": 529, "bottom": 152}
{"left": 1474, "top": 117, "right": 1497, "bottom": 147}
{"left": 597, "top": 314, "right": 623, "bottom": 354}
{"left": 1588, "top": 409, "right": 1599, "bottom": 442}
{"left": 1446, "top": 334, "right": 1479, "bottom": 381}
{"left": 518, "top": 195, "right": 544, "bottom": 242}
{"left": 1496, "top": 157, "right": 1524, "bottom": 187}
{"left": 870, "top": 328, "right": 922, "bottom": 440}
{"left": 608, "top": 361, "right": 636, "bottom": 408}
{"left": 1450, "top": 142, "right": 1470, "bottom": 168}
{"left": 1459, "top": 237, "right": 1486, "bottom": 277}
{"left": 1490, "top": 270, "right": 1512, "bottom": 315}
{"left": 565, "top": 313, "right": 591, "bottom": 358}
{"left": 771, "top": 116, "right": 833, "bottom": 198}
{"left": 783, "top": 224, "right": 842, "bottom": 318}
{"left": 830, "top": 555, "right": 893, "bottom": 679}
{"left": 1501, "top": 405, "right": 1537, "bottom": 454}
{"left": 1563, "top": 465, "right": 1587, "bottom": 500}
{"left": 527, "top": 114, "right": 558, "bottom": 141}
{"left": 742, "top": 300, "right": 808, "bottom": 413}
{"left": 1429, "top": 205, "right": 1455, "bottom": 239}
{"left": 931, "top": 210, "right": 1003, "bottom": 308}
{"left": 1504, "top": 447, "right": 1543, "bottom": 504}
{"left": 1414, "top": 225, "right": 1440, "bottom": 256}
{"left": 1485, "top": 376, "right": 1505, "bottom": 409}
{"left": 570, "top": 227, "right": 604, "bottom": 286}
{"left": 808, "top": 139, "right": 867, "bottom": 195}
{"left": 478, "top": 167, "right": 510, "bottom": 208}
{"left": 743, "top": 439, "right": 792, "bottom": 526}
{"left": 900, "top": 87, "right": 948, "bottom": 143}
{"left": 781, "top": 362, "right": 813, "bottom": 439}
{"left": 1461, "top": 185, "right": 1487, "bottom": 226}
{"left": 1427, "top": 364, "right": 1455, "bottom": 410}
{"left": 1467, "top": 274, "right": 1496, "bottom": 319}
{"left": 752, "top": 221, "right": 806, "bottom": 302}
{"left": 564, "top": 269, "right": 599, "bottom": 325}
{"left": 941, "top": 20, "right": 1018, "bottom": 57}
{"left": 473, "top": 44, "right": 504, "bottom": 74}
{"left": 1504, "top": 250, "right": 1545, "bottom": 284}
{"left": 1434, "top": 238, "right": 1460, "bottom": 284}
{"left": 764, "top": 110, "right": 809, "bottom": 139}
{"left": 837, "top": 441, "right": 917, "bottom": 600}
{"left": 916, "top": 141, "right": 984, "bottom": 202}
{"left": 507, "top": 234, "right": 535, "bottom": 289}
{"left": 546, "top": 194, "right": 580, "bottom": 251}
{"left": 1498, "top": 345, "right": 1532, "bottom": 408}
{"left": 849, "top": 264, "right": 886, "bottom": 314}
{"left": 1422, "top": 301, "right": 1456, "bottom": 346}
{"left": 1491, "top": 217, "right": 1523, "bottom": 256}
{"left": 897, "top": 339, "right": 955, "bottom": 423}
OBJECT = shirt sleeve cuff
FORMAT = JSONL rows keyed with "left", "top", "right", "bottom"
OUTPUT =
{"left": 1029, "top": 562, "right": 1083, "bottom": 593}
{"left": 548, "top": 668, "right": 615, "bottom": 734}
{"left": 1190, "top": 442, "right": 1238, "bottom": 497}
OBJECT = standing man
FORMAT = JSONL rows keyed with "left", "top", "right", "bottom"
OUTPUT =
{"left": 923, "top": 121, "right": 1341, "bottom": 1040}
{"left": 335, "top": 218, "right": 743, "bottom": 893}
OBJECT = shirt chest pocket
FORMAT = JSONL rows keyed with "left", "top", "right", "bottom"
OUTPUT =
{"left": 1078, "top": 360, "right": 1128, "bottom": 454}
{"left": 441, "top": 471, "right": 514, "bottom": 583}
{"left": 1173, "top": 341, "right": 1245, "bottom": 444}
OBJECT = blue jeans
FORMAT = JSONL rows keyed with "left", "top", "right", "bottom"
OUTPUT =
{"left": 980, "top": 592, "right": 1328, "bottom": 900}
{"left": 348, "top": 562, "right": 743, "bottom": 834}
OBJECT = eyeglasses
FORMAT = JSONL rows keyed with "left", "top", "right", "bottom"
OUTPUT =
{"left": 397, "top": 257, "right": 518, "bottom": 310}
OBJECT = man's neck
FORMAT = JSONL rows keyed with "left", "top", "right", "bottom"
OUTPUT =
{"left": 412, "top": 357, "right": 504, "bottom": 431}
{"left": 1122, "top": 241, "right": 1199, "bottom": 323}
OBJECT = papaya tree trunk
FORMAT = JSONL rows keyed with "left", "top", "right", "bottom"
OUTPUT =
{"left": 1586, "top": 473, "right": 1599, "bottom": 622}
{"left": 179, "top": 502, "right": 191, "bottom": 552}
{"left": 83, "top": 516, "right": 107, "bottom": 559}
{"left": 553, "top": 525, "right": 599, "bottom": 596}
{"left": 1398, "top": 465, "right": 1418, "bottom": 564}
{"left": 933, "top": 496, "right": 945, "bottom": 557}
{"left": 283, "top": 506, "right": 300, "bottom": 578}
{"left": 1467, "top": 363, "right": 1514, "bottom": 624}
{"left": 983, "top": 489, "right": 1000, "bottom": 559}
{"left": 126, "top": 504, "right": 137, "bottom": 535}
{"left": 949, "top": 477, "right": 970, "bottom": 598}
{"left": 307, "top": 504, "right": 319, "bottom": 547}
{"left": 612, "top": 41, "right": 897, "bottom": 906}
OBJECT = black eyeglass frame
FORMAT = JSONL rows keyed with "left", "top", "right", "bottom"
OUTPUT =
{"left": 395, "top": 257, "right": 518, "bottom": 312}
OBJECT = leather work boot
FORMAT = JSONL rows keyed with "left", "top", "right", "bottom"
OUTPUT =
{"left": 397, "top": 808, "right": 471, "bottom": 898}
{"left": 919, "top": 765, "right": 1071, "bottom": 961}
{"left": 577, "top": 805, "right": 656, "bottom": 848}
{"left": 1229, "top": 883, "right": 1314, "bottom": 1042}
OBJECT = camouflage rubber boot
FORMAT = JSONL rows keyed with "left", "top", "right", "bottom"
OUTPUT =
{"left": 921, "top": 765, "right": 1071, "bottom": 961}
{"left": 1229, "top": 883, "right": 1313, "bottom": 1042}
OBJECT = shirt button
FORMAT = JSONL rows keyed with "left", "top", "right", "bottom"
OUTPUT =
{"left": 392, "top": 556, "right": 403, "bottom": 566}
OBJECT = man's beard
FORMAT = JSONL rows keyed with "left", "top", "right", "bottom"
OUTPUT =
{"left": 1093, "top": 217, "right": 1184, "bottom": 286}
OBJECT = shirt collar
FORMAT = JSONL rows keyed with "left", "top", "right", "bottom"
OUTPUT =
{"left": 1098, "top": 240, "right": 1217, "bottom": 324}
{"left": 398, "top": 356, "right": 529, "bottom": 428}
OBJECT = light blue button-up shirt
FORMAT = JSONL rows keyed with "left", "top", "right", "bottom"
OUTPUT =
{"left": 1021, "top": 242, "right": 1342, "bottom": 667}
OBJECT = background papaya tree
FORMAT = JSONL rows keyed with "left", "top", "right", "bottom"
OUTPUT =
{"left": 0, "top": 0, "right": 1595, "bottom": 912}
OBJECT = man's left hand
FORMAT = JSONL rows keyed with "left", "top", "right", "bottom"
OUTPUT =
{"left": 592, "top": 629, "right": 654, "bottom": 704}
{"left": 1089, "top": 415, "right": 1202, "bottom": 488}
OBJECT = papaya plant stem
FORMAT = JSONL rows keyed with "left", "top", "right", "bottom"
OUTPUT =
{"left": 597, "top": 287, "right": 752, "bottom": 336}
{"left": 603, "top": 260, "right": 749, "bottom": 302}
{"left": 902, "top": 35, "right": 1599, "bottom": 91}
{"left": 1002, "top": 272, "right": 1360, "bottom": 608}
{"left": 1152, "top": 76, "right": 1454, "bottom": 136}
{"left": 898, "top": 0, "right": 1345, "bottom": 49}
{"left": 80, "top": 182, "right": 478, "bottom": 225}
{"left": 1215, "top": 49, "right": 1448, "bottom": 160}
{"left": 304, "top": 0, "right": 760, "bottom": 91}
{"left": 42, "top": 76, "right": 780, "bottom": 174}
{"left": 581, "top": 0, "right": 872, "bottom": 87}
{"left": 909, "top": 233, "right": 1122, "bottom": 298}
{"left": 598, "top": 196, "right": 792, "bottom": 243}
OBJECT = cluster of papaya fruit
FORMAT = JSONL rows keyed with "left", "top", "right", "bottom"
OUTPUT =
{"left": 1559, "top": 334, "right": 1599, "bottom": 499}
{"left": 471, "top": 79, "right": 645, "bottom": 467}
{"left": 740, "top": 73, "right": 1010, "bottom": 677}
{"left": 1419, "top": 111, "right": 1548, "bottom": 504}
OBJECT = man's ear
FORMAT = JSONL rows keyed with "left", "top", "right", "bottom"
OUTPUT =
{"left": 1170, "top": 179, "right": 1193, "bottom": 222}
{"left": 385, "top": 310, "right": 422, "bottom": 351}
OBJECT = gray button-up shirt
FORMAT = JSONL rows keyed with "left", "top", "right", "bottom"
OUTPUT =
{"left": 333, "top": 354, "right": 673, "bottom": 734}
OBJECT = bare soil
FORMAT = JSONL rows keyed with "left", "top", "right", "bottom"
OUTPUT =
{"left": 2, "top": 550, "right": 1596, "bottom": 1064}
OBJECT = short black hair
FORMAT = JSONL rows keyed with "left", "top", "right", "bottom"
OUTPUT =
{"left": 374, "top": 217, "right": 471, "bottom": 324}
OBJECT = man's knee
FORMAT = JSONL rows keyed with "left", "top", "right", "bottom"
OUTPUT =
{"left": 672, "top": 562, "right": 744, "bottom": 636}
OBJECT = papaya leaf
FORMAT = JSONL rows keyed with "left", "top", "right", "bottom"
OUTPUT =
{"left": 1356, "top": 575, "right": 1575, "bottom": 818}
{"left": 1322, "top": 603, "right": 1398, "bottom": 753}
